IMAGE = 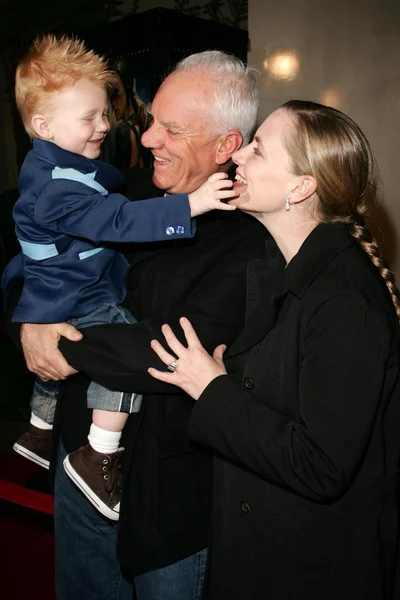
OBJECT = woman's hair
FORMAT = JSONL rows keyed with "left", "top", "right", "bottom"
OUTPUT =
{"left": 174, "top": 50, "right": 259, "bottom": 145}
{"left": 16, "top": 34, "right": 117, "bottom": 138}
{"left": 281, "top": 99, "right": 400, "bottom": 319}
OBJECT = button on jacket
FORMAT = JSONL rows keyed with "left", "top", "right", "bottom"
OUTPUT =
{"left": 188, "top": 223, "right": 400, "bottom": 600}
{"left": 3, "top": 139, "right": 192, "bottom": 323}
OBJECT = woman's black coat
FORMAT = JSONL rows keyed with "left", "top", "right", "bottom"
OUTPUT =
{"left": 188, "top": 223, "right": 400, "bottom": 600}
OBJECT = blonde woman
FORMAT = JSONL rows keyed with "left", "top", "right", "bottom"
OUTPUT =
{"left": 149, "top": 100, "right": 400, "bottom": 599}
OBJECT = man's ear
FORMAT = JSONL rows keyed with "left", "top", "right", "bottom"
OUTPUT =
{"left": 290, "top": 175, "right": 317, "bottom": 204}
{"left": 216, "top": 130, "right": 243, "bottom": 165}
{"left": 31, "top": 115, "right": 53, "bottom": 140}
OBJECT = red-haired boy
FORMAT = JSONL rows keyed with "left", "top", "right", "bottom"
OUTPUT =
{"left": 4, "top": 35, "right": 235, "bottom": 520}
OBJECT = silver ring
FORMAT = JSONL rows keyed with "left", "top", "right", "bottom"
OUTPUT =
{"left": 167, "top": 360, "right": 178, "bottom": 372}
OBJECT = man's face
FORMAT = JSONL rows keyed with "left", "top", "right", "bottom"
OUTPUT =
{"left": 141, "top": 71, "right": 224, "bottom": 194}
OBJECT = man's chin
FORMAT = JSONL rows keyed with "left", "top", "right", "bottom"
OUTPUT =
{"left": 152, "top": 172, "right": 167, "bottom": 192}
{"left": 151, "top": 168, "right": 197, "bottom": 195}
{"left": 152, "top": 171, "right": 180, "bottom": 194}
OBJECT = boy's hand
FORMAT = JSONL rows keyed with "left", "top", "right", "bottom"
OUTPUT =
{"left": 188, "top": 172, "right": 238, "bottom": 217}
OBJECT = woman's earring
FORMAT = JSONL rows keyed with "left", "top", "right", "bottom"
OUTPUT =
{"left": 285, "top": 196, "right": 290, "bottom": 211}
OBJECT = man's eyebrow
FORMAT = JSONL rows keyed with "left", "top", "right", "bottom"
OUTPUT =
{"left": 161, "top": 120, "right": 190, "bottom": 134}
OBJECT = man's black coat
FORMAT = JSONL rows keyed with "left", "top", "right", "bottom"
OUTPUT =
{"left": 56, "top": 169, "right": 273, "bottom": 575}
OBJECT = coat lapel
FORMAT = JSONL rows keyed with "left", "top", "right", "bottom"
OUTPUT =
{"left": 226, "top": 223, "right": 356, "bottom": 358}
{"left": 226, "top": 285, "right": 287, "bottom": 357}
{"left": 226, "top": 246, "right": 287, "bottom": 357}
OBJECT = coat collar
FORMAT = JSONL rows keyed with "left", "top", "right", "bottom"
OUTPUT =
{"left": 31, "top": 138, "right": 125, "bottom": 190}
{"left": 283, "top": 222, "right": 356, "bottom": 298}
{"left": 226, "top": 222, "right": 356, "bottom": 358}
{"left": 32, "top": 138, "right": 97, "bottom": 172}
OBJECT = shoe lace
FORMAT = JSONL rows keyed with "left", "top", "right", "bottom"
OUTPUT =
{"left": 103, "top": 454, "right": 122, "bottom": 499}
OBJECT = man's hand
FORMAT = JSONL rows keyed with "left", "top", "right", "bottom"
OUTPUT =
{"left": 21, "top": 322, "right": 83, "bottom": 381}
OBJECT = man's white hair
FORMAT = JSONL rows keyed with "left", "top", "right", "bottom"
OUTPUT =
{"left": 174, "top": 50, "right": 259, "bottom": 145}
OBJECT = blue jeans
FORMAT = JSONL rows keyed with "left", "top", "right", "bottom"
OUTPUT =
{"left": 31, "top": 302, "right": 141, "bottom": 424}
{"left": 54, "top": 444, "right": 207, "bottom": 600}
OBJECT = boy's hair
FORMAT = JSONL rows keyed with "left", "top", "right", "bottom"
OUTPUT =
{"left": 16, "top": 34, "right": 117, "bottom": 138}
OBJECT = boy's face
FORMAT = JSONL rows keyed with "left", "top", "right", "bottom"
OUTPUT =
{"left": 43, "top": 78, "right": 110, "bottom": 159}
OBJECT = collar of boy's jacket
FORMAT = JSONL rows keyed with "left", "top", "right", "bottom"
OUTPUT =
{"left": 31, "top": 138, "right": 125, "bottom": 190}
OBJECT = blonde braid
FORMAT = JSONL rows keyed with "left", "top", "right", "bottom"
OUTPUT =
{"left": 280, "top": 99, "right": 400, "bottom": 321}
{"left": 348, "top": 219, "right": 400, "bottom": 320}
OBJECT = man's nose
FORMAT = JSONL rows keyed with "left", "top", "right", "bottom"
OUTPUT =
{"left": 141, "top": 123, "right": 163, "bottom": 149}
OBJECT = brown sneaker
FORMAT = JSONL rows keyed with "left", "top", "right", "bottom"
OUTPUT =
{"left": 13, "top": 425, "right": 52, "bottom": 469}
{"left": 63, "top": 444, "right": 123, "bottom": 521}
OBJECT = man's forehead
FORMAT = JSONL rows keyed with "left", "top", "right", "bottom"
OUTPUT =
{"left": 156, "top": 70, "right": 214, "bottom": 102}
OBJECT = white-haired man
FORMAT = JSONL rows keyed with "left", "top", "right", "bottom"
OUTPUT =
{"left": 13, "top": 51, "right": 271, "bottom": 600}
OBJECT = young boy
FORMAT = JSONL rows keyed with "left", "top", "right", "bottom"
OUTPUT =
{"left": 5, "top": 34, "right": 236, "bottom": 521}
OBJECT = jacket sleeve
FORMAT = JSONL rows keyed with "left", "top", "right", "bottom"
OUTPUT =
{"left": 58, "top": 242, "right": 257, "bottom": 394}
{"left": 188, "top": 294, "right": 392, "bottom": 501}
{"left": 34, "top": 179, "right": 194, "bottom": 243}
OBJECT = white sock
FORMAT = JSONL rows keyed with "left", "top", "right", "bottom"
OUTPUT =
{"left": 88, "top": 423, "right": 121, "bottom": 454}
{"left": 31, "top": 412, "right": 53, "bottom": 430}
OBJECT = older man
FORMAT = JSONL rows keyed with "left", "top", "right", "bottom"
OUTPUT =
{"left": 14, "top": 51, "right": 271, "bottom": 600}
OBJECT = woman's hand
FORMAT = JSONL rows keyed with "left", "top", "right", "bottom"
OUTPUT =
{"left": 148, "top": 317, "right": 227, "bottom": 400}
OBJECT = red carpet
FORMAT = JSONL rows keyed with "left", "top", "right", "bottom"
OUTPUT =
{"left": 0, "top": 454, "right": 54, "bottom": 515}
{"left": 0, "top": 454, "right": 55, "bottom": 599}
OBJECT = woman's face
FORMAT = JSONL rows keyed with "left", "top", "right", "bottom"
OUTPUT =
{"left": 232, "top": 109, "right": 298, "bottom": 217}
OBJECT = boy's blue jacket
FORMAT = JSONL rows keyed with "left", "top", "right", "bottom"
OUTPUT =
{"left": 2, "top": 139, "right": 193, "bottom": 323}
